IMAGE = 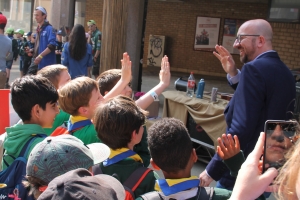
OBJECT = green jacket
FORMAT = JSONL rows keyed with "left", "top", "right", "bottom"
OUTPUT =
{"left": 100, "top": 159, "right": 159, "bottom": 198}
{"left": 43, "top": 110, "right": 70, "bottom": 135}
{"left": 134, "top": 126, "right": 150, "bottom": 167}
{"left": 3, "top": 124, "right": 46, "bottom": 170}
{"left": 72, "top": 123, "right": 101, "bottom": 145}
{"left": 90, "top": 28, "right": 101, "bottom": 54}
{"left": 137, "top": 151, "right": 265, "bottom": 200}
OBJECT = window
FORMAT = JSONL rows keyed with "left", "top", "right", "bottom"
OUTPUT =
{"left": 268, "top": 0, "right": 300, "bottom": 23}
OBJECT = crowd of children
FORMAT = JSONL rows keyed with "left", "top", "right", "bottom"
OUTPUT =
{"left": 1, "top": 40, "right": 300, "bottom": 200}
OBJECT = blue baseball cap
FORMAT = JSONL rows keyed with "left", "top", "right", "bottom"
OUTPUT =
{"left": 57, "top": 30, "right": 62, "bottom": 35}
{"left": 26, "top": 32, "right": 32, "bottom": 36}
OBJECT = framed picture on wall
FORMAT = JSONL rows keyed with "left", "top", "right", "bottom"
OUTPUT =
{"left": 222, "top": 18, "right": 246, "bottom": 54}
{"left": 194, "top": 16, "right": 221, "bottom": 51}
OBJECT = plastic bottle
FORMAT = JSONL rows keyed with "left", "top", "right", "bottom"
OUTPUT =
{"left": 196, "top": 79, "right": 205, "bottom": 99}
{"left": 186, "top": 72, "right": 195, "bottom": 97}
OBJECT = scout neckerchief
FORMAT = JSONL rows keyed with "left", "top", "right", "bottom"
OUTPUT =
{"left": 155, "top": 176, "right": 200, "bottom": 196}
{"left": 103, "top": 148, "right": 143, "bottom": 167}
{"left": 68, "top": 116, "right": 92, "bottom": 133}
{"left": 33, "top": 20, "right": 50, "bottom": 58}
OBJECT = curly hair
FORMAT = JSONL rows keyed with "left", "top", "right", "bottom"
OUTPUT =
{"left": 275, "top": 138, "right": 300, "bottom": 200}
{"left": 68, "top": 24, "right": 87, "bottom": 61}
{"left": 148, "top": 118, "right": 193, "bottom": 173}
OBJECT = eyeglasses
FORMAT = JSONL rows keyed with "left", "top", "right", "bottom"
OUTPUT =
{"left": 235, "top": 34, "right": 260, "bottom": 44}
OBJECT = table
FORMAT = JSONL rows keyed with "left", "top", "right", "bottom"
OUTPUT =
{"left": 162, "top": 91, "right": 229, "bottom": 162}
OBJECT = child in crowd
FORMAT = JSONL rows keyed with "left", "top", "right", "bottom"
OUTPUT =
{"left": 97, "top": 56, "right": 170, "bottom": 166}
{"left": 20, "top": 32, "right": 34, "bottom": 75}
{"left": 38, "top": 168, "right": 125, "bottom": 200}
{"left": 24, "top": 134, "right": 110, "bottom": 199}
{"left": 2, "top": 76, "right": 59, "bottom": 170}
{"left": 57, "top": 52, "right": 132, "bottom": 145}
{"left": 94, "top": 95, "right": 159, "bottom": 197}
{"left": 139, "top": 118, "right": 266, "bottom": 200}
{"left": 37, "top": 65, "right": 71, "bottom": 135}
{"left": 15, "top": 29, "right": 26, "bottom": 77}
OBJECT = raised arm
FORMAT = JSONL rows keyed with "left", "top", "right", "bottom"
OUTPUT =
{"left": 135, "top": 55, "right": 170, "bottom": 110}
{"left": 104, "top": 52, "right": 132, "bottom": 100}
{"left": 213, "top": 45, "right": 237, "bottom": 78}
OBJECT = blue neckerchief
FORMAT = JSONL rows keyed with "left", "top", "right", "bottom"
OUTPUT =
{"left": 103, "top": 149, "right": 138, "bottom": 167}
{"left": 156, "top": 177, "right": 200, "bottom": 196}
{"left": 67, "top": 119, "right": 92, "bottom": 133}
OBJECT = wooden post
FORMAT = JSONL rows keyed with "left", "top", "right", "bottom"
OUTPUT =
{"left": 100, "top": 0, "right": 128, "bottom": 73}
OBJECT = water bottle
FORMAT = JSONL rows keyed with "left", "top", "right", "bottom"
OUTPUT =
{"left": 196, "top": 79, "right": 205, "bottom": 99}
{"left": 186, "top": 72, "right": 195, "bottom": 97}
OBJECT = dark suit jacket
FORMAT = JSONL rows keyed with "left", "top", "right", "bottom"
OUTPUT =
{"left": 206, "top": 51, "right": 296, "bottom": 188}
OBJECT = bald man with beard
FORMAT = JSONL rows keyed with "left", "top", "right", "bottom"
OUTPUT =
{"left": 199, "top": 19, "right": 295, "bottom": 191}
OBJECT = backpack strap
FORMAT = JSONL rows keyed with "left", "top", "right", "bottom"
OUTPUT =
{"left": 196, "top": 186, "right": 214, "bottom": 200}
{"left": 123, "top": 167, "right": 152, "bottom": 192}
{"left": 20, "top": 134, "right": 47, "bottom": 157}
{"left": 139, "top": 191, "right": 164, "bottom": 200}
{"left": 92, "top": 163, "right": 103, "bottom": 175}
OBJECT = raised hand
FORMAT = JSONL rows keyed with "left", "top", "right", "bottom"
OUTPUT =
{"left": 159, "top": 55, "right": 171, "bottom": 87}
{"left": 217, "top": 134, "right": 240, "bottom": 160}
{"left": 120, "top": 52, "right": 132, "bottom": 84}
{"left": 213, "top": 45, "right": 237, "bottom": 77}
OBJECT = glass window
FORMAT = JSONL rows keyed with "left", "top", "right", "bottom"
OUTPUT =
{"left": 74, "top": 0, "right": 86, "bottom": 26}
{"left": 0, "top": 0, "right": 33, "bottom": 32}
{"left": 268, "top": 0, "right": 300, "bottom": 22}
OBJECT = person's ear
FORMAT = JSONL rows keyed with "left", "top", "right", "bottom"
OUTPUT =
{"left": 257, "top": 36, "right": 265, "bottom": 48}
{"left": 31, "top": 104, "right": 41, "bottom": 119}
{"left": 104, "top": 91, "right": 109, "bottom": 96}
{"left": 150, "top": 158, "right": 160, "bottom": 170}
{"left": 192, "top": 148, "right": 198, "bottom": 163}
{"left": 78, "top": 106, "right": 88, "bottom": 116}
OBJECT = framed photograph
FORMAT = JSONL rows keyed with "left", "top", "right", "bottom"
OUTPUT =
{"left": 194, "top": 16, "right": 221, "bottom": 51}
{"left": 222, "top": 18, "right": 246, "bottom": 54}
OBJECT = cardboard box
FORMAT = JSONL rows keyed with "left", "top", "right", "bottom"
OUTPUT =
{"left": 146, "top": 100, "right": 160, "bottom": 118}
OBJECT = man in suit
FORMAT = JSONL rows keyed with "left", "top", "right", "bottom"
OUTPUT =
{"left": 199, "top": 19, "right": 295, "bottom": 189}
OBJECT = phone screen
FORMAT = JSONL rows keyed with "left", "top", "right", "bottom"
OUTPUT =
{"left": 263, "top": 120, "right": 298, "bottom": 173}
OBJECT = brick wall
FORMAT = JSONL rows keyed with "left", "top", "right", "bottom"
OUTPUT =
{"left": 85, "top": 0, "right": 300, "bottom": 77}
{"left": 85, "top": 0, "right": 104, "bottom": 32}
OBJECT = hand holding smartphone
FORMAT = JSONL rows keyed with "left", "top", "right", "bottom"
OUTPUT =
{"left": 263, "top": 120, "right": 298, "bottom": 173}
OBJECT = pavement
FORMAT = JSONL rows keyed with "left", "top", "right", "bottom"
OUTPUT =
{"left": 7, "top": 62, "right": 276, "bottom": 199}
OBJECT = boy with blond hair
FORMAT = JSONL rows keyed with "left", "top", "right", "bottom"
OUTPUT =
{"left": 58, "top": 53, "right": 132, "bottom": 145}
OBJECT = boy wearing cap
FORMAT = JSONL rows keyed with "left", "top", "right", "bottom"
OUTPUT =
{"left": 2, "top": 75, "right": 59, "bottom": 170}
{"left": 38, "top": 168, "right": 125, "bottom": 200}
{"left": 33, "top": 6, "right": 56, "bottom": 70}
{"left": 4, "top": 27, "right": 18, "bottom": 88}
{"left": 15, "top": 28, "right": 27, "bottom": 77}
{"left": 25, "top": 135, "right": 110, "bottom": 199}
{"left": 55, "top": 30, "right": 63, "bottom": 64}
{"left": 20, "top": 31, "right": 34, "bottom": 75}
{"left": 87, "top": 19, "right": 101, "bottom": 78}
{"left": 58, "top": 53, "right": 132, "bottom": 145}
{"left": 94, "top": 95, "right": 159, "bottom": 197}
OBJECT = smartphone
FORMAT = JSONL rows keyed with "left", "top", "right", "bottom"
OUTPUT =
{"left": 263, "top": 120, "right": 298, "bottom": 173}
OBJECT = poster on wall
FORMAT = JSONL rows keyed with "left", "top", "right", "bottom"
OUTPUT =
{"left": 194, "top": 17, "right": 221, "bottom": 51}
{"left": 222, "top": 18, "right": 246, "bottom": 54}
